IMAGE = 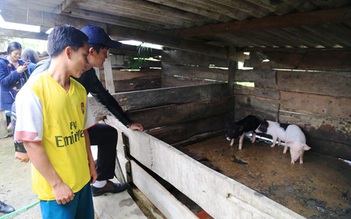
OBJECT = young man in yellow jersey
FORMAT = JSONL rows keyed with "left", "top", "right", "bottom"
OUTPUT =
{"left": 14, "top": 25, "right": 96, "bottom": 219}
{"left": 15, "top": 24, "right": 144, "bottom": 196}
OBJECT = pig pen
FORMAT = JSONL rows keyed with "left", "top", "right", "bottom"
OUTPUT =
{"left": 179, "top": 135, "right": 351, "bottom": 219}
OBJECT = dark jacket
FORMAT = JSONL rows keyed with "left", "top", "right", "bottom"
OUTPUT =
{"left": 0, "top": 57, "right": 32, "bottom": 111}
{"left": 32, "top": 59, "right": 133, "bottom": 126}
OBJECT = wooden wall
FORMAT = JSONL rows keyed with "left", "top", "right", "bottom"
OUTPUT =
{"left": 99, "top": 44, "right": 162, "bottom": 92}
{"left": 236, "top": 50, "right": 351, "bottom": 160}
{"left": 94, "top": 46, "right": 350, "bottom": 160}
{"left": 161, "top": 49, "right": 229, "bottom": 87}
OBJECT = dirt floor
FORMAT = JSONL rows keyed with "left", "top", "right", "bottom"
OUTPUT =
{"left": 0, "top": 136, "right": 41, "bottom": 219}
{"left": 179, "top": 135, "right": 351, "bottom": 219}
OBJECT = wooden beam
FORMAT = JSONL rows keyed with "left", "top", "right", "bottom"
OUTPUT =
{"left": 262, "top": 50, "right": 351, "bottom": 70}
{"left": 180, "top": 7, "right": 351, "bottom": 37}
{"left": 60, "top": 0, "right": 82, "bottom": 13}
{"left": 0, "top": 28, "right": 48, "bottom": 40}
{"left": 131, "top": 161, "right": 198, "bottom": 219}
{"left": 107, "top": 25, "right": 228, "bottom": 59}
{"left": 0, "top": 7, "right": 228, "bottom": 58}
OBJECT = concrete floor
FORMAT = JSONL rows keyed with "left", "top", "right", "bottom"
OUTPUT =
{"left": 0, "top": 137, "right": 146, "bottom": 219}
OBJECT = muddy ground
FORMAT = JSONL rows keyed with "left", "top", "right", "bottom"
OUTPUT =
{"left": 178, "top": 135, "right": 351, "bottom": 219}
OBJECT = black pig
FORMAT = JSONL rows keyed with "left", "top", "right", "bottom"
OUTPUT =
{"left": 225, "top": 115, "right": 261, "bottom": 150}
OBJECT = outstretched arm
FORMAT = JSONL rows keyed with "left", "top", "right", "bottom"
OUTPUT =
{"left": 77, "top": 68, "right": 139, "bottom": 128}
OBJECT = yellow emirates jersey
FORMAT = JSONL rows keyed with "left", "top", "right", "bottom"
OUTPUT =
{"left": 14, "top": 72, "right": 95, "bottom": 200}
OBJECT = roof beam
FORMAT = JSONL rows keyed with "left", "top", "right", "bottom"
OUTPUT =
{"left": 107, "top": 25, "right": 229, "bottom": 59}
{"left": 180, "top": 7, "right": 351, "bottom": 37}
{"left": 60, "top": 0, "right": 83, "bottom": 13}
{"left": 0, "top": 28, "right": 48, "bottom": 40}
{"left": 0, "top": 8, "right": 229, "bottom": 58}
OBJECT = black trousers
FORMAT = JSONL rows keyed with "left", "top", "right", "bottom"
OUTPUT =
{"left": 88, "top": 123, "right": 118, "bottom": 181}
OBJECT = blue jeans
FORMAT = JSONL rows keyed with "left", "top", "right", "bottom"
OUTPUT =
{"left": 39, "top": 183, "right": 94, "bottom": 219}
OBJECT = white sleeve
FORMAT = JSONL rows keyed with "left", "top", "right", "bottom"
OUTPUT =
{"left": 14, "top": 89, "right": 43, "bottom": 141}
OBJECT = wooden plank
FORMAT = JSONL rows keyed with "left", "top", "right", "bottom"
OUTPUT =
{"left": 162, "top": 50, "right": 229, "bottom": 67}
{"left": 0, "top": 28, "right": 48, "bottom": 40}
{"left": 235, "top": 94, "right": 280, "bottom": 121}
{"left": 228, "top": 47, "right": 237, "bottom": 95}
{"left": 114, "top": 83, "right": 229, "bottom": 111}
{"left": 279, "top": 111, "right": 351, "bottom": 146}
{"left": 235, "top": 105, "right": 277, "bottom": 122}
{"left": 161, "top": 75, "right": 211, "bottom": 87}
{"left": 106, "top": 117, "right": 305, "bottom": 219}
{"left": 167, "top": 0, "right": 248, "bottom": 20}
{"left": 236, "top": 69, "right": 276, "bottom": 86}
{"left": 110, "top": 44, "right": 162, "bottom": 57}
{"left": 280, "top": 91, "right": 351, "bottom": 119}
{"left": 277, "top": 71, "right": 351, "bottom": 98}
{"left": 147, "top": 114, "right": 230, "bottom": 144}
{"left": 131, "top": 161, "right": 198, "bottom": 219}
{"left": 234, "top": 85, "right": 280, "bottom": 100}
{"left": 129, "top": 96, "right": 235, "bottom": 130}
{"left": 307, "top": 138, "right": 351, "bottom": 161}
{"left": 113, "top": 78, "right": 161, "bottom": 92}
{"left": 235, "top": 94, "right": 279, "bottom": 113}
{"left": 88, "top": 83, "right": 229, "bottom": 117}
{"left": 99, "top": 70, "right": 161, "bottom": 81}
{"left": 60, "top": 0, "right": 81, "bottom": 12}
{"left": 266, "top": 50, "right": 351, "bottom": 70}
{"left": 180, "top": 7, "right": 351, "bottom": 37}
{"left": 145, "top": 0, "right": 231, "bottom": 22}
{"left": 161, "top": 63, "right": 228, "bottom": 82}
{"left": 108, "top": 26, "right": 229, "bottom": 59}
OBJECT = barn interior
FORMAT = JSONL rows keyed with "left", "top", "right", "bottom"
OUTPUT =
{"left": 1, "top": 0, "right": 350, "bottom": 218}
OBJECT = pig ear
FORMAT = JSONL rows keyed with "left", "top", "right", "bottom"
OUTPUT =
{"left": 303, "top": 144, "right": 311, "bottom": 151}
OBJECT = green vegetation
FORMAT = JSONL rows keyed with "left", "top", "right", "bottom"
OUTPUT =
{"left": 127, "top": 43, "right": 153, "bottom": 70}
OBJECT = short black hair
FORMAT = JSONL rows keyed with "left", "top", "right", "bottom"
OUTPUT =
{"left": 47, "top": 24, "right": 88, "bottom": 58}
{"left": 89, "top": 44, "right": 108, "bottom": 53}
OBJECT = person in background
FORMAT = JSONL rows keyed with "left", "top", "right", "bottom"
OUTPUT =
{"left": 80, "top": 25, "right": 144, "bottom": 196}
{"left": 12, "top": 47, "right": 40, "bottom": 162}
{"left": 0, "top": 201, "right": 15, "bottom": 214}
{"left": 14, "top": 24, "right": 96, "bottom": 219}
{"left": 15, "top": 24, "right": 144, "bottom": 196}
{"left": 0, "top": 42, "right": 31, "bottom": 133}
{"left": 21, "top": 47, "right": 40, "bottom": 71}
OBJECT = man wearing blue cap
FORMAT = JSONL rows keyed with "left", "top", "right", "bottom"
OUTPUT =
{"left": 14, "top": 24, "right": 144, "bottom": 196}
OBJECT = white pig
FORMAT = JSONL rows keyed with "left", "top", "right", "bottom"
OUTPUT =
{"left": 255, "top": 120, "right": 289, "bottom": 147}
{"left": 285, "top": 124, "right": 311, "bottom": 164}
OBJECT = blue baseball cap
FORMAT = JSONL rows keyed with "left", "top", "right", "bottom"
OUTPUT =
{"left": 81, "top": 24, "right": 122, "bottom": 48}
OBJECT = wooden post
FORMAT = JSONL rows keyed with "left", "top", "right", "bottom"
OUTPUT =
{"left": 228, "top": 47, "right": 237, "bottom": 95}
{"left": 228, "top": 47, "right": 237, "bottom": 120}
{"left": 103, "top": 54, "right": 116, "bottom": 93}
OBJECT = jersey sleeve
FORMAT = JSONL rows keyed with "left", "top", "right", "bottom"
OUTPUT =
{"left": 14, "top": 88, "right": 43, "bottom": 142}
